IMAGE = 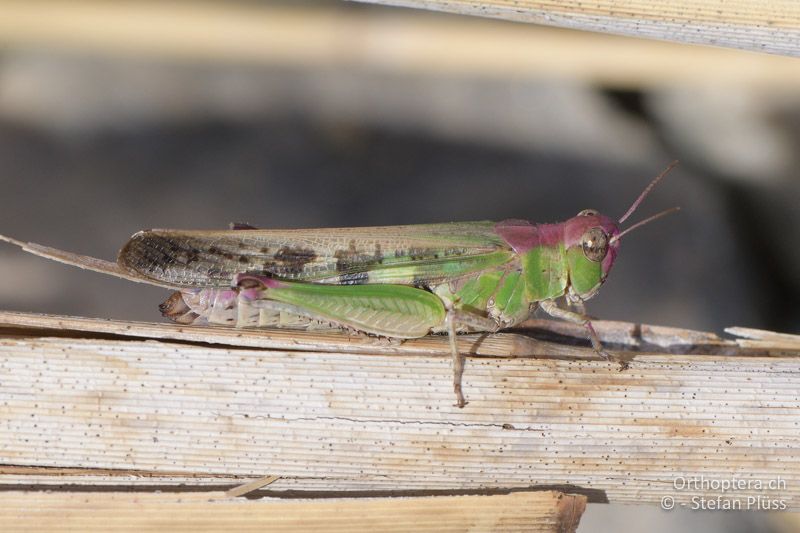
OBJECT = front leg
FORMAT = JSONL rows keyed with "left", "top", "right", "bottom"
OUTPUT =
{"left": 539, "top": 299, "right": 627, "bottom": 369}
{"left": 565, "top": 290, "right": 587, "bottom": 315}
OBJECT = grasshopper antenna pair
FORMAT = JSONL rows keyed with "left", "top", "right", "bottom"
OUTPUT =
{"left": 615, "top": 161, "right": 681, "bottom": 242}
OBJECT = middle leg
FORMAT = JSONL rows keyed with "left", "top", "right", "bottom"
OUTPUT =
{"left": 445, "top": 308, "right": 501, "bottom": 408}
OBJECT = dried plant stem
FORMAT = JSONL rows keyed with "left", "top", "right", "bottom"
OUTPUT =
{"left": 1, "top": 312, "right": 799, "bottom": 511}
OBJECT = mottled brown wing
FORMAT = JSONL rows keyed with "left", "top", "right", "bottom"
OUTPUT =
{"left": 117, "top": 222, "right": 515, "bottom": 288}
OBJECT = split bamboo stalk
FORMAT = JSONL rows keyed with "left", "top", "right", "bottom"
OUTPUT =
{"left": 0, "top": 490, "right": 586, "bottom": 532}
{"left": 355, "top": 0, "right": 800, "bottom": 57}
{"left": 0, "top": 2, "right": 796, "bottom": 90}
{"left": 1, "top": 311, "right": 799, "bottom": 511}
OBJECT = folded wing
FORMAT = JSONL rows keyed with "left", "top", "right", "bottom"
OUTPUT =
{"left": 118, "top": 222, "right": 515, "bottom": 288}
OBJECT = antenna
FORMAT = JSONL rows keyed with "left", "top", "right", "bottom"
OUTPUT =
{"left": 610, "top": 207, "right": 681, "bottom": 244}
{"left": 618, "top": 160, "right": 679, "bottom": 224}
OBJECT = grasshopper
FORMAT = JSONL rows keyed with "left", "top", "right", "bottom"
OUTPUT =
{"left": 0, "top": 163, "right": 678, "bottom": 407}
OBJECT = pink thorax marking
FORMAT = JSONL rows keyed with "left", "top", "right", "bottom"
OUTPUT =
{"left": 494, "top": 219, "right": 564, "bottom": 253}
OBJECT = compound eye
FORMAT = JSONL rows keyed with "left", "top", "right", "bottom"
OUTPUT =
{"left": 578, "top": 209, "right": 599, "bottom": 217}
{"left": 581, "top": 227, "right": 608, "bottom": 262}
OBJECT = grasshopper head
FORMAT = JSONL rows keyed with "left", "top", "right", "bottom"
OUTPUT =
{"left": 565, "top": 161, "right": 681, "bottom": 301}
{"left": 564, "top": 211, "right": 621, "bottom": 300}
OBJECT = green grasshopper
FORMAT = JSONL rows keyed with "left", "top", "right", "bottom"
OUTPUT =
{"left": 0, "top": 163, "right": 678, "bottom": 407}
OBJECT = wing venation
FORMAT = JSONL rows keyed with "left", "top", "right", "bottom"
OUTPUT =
{"left": 118, "top": 222, "right": 514, "bottom": 288}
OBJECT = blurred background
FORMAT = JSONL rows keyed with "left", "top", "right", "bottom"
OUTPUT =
{"left": 0, "top": 2, "right": 798, "bottom": 531}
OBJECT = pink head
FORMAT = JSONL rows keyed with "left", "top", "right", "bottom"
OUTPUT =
{"left": 563, "top": 162, "right": 681, "bottom": 298}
